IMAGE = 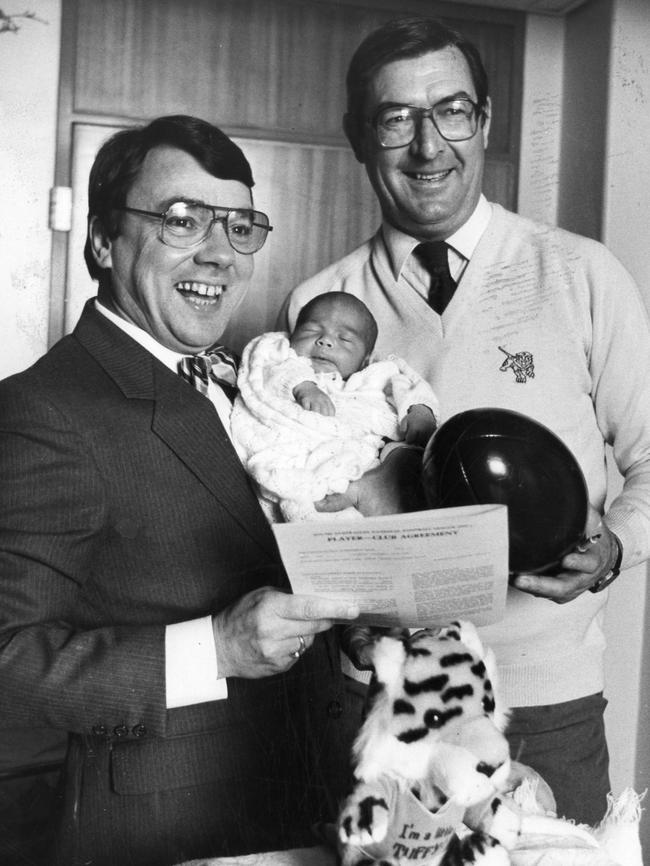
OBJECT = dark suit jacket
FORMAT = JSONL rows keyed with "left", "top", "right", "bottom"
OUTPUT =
{"left": 0, "top": 301, "right": 353, "bottom": 866}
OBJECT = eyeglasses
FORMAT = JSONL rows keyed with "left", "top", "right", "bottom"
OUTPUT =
{"left": 371, "top": 97, "right": 481, "bottom": 149}
{"left": 117, "top": 201, "right": 273, "bottom": 254}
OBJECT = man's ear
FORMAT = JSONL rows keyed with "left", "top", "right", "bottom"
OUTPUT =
{"left": 343, "top": 113, "right": 366, "bottom": 164}
{"left": 480, "top": 97, "right": 492, "bottom": 150}
{"left": 88, "top": 215, "right": 113, "bottom": 271}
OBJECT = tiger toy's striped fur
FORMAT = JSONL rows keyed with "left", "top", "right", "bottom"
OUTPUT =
{"left": 338, "top": 621, "right": 520, "bottom": 866}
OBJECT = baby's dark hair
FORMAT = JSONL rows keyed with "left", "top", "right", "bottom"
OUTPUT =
{"left": 294, "top": 292, "right": 378, "bottom": 354}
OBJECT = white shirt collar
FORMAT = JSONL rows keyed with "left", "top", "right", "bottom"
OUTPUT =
{"left": 383, "top": 195, "right": 492, "bottom": 280}
{"left": 95, "top": 300, "right": 184, "bottom": 373}
{"left": 447, "top": 195, "right": 492, "bottom": 261}
{"left": 94, "top": 300, "right": 236, "bottom": 435}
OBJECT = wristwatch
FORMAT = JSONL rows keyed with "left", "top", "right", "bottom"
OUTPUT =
{"left": 589, "top": 533, "right": 623, "bottom": 593}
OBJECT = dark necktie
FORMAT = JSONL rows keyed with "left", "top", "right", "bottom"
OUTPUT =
{"left": 413, "top": 241, "right": 456, "bottom": 315}
{"left": 177, "top": 346, "right": 239, "bottom": 402}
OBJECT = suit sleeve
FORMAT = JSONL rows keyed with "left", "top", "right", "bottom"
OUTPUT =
{"left": 0, "top": 381, "right": 169, "bottom": 735}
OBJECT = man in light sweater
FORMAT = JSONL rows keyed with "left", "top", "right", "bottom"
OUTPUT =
{"left": 278, "top": 16, "right": 650, "bottom": 825}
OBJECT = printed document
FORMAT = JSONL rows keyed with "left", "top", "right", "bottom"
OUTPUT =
{"left": 273, "top": 504, "right": 509, "bottom": 628}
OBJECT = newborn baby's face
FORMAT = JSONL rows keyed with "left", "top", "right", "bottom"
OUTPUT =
{"left": 289, "top": 302, "right": 370, "bottom": 380}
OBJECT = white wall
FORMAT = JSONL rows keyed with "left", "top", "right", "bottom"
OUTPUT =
{"left": 603, "top": 1, "right": 650, "bottom": 843}
{"left": 518, "top": 13, "right": 564, "bottom": 225}
{"left": 604, "top": 0, "right": 650, "bottom": 302}
{"left": 0, "top": 0, "right": 61, "bottom": 379}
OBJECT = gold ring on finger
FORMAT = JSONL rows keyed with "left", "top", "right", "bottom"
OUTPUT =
{"left": 290, "top": 634, "right": 306, "bottom": 660}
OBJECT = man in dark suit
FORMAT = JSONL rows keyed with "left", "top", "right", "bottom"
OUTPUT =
{"left": 0, "top": 115, "right": 360, "bottom": 866}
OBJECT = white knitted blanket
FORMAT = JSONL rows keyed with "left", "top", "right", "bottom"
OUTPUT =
{"left": 230, "top": 332, "right": 438, "bottom": 521}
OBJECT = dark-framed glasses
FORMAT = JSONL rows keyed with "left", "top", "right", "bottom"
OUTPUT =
{"left": 371, "top": 97, "right": 481, "bottom": 149}
{"left": 117, "top": 201, "right": 273, "bottom": 254}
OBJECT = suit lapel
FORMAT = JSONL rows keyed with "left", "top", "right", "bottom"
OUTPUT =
{"left": 73, "top": 301, "right": 278, "bottom": 557}
{"left": 151, "top": 368, "right": 278, "bottom": 555}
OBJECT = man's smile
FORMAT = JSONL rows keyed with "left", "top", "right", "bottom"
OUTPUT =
{"left": 404, "top": 168, "right": 454, "bottom": 183}
{"left": 175, "top": 280, "right": 225, "bottom": 302}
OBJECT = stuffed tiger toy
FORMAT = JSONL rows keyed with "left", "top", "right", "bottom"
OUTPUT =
{"left": 337, "top": 620, "right": 524, "bottom": 866}
{"left": 337, "top": 620, "right": 643, "bottom": 866}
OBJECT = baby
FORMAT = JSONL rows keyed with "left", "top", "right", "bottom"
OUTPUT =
{"left": 230, "top": 292, "right": 439, "bottom": 521}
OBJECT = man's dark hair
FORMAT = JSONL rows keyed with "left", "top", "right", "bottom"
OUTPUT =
{"left": 84, "top": 114, "right": 254, "bottom": 280}
{"left": 345, "top": 16, "right": 489, "bottom": 147}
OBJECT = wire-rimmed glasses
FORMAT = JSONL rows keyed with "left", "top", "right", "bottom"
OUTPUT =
{"left": 117, "top": 200, "right": 273, "bottom": 254}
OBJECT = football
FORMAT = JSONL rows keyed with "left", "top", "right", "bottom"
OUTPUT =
{"left": 422, "top": 408, "right": 589, "bottom": 574}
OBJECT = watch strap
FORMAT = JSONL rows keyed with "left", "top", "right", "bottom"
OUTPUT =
{"left": 589, "top": 533, "right": 623, "bottom": 593}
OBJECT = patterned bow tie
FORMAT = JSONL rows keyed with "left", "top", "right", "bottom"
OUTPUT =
{"left": 177, "top": 345, "right": 239, "bottom": 399}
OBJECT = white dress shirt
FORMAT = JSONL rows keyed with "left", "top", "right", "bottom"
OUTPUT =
{"left": 95, "top": 301, "right": 227, "bottom": 707}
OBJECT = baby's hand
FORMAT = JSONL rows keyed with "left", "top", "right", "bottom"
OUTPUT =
{"left": 293, "top": 381, "right": 336, "bottom": 416}
{"left": 403, "top": 404, "right": 437, "bottom": 447}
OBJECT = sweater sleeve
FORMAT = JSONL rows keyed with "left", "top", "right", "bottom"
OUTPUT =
{"left": 587, "top": 245, "right": 650, "bottom": 567}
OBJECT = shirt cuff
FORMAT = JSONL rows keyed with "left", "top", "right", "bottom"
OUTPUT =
{"left": 165, "top": 616, "right": 228, "bottom": 708}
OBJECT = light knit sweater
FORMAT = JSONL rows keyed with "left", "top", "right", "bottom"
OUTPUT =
{"left": 230, "top": 332, "right": 439, "bottom": 521}
{"left": 281, "top": 203, "right": 650, "bottom": 707}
